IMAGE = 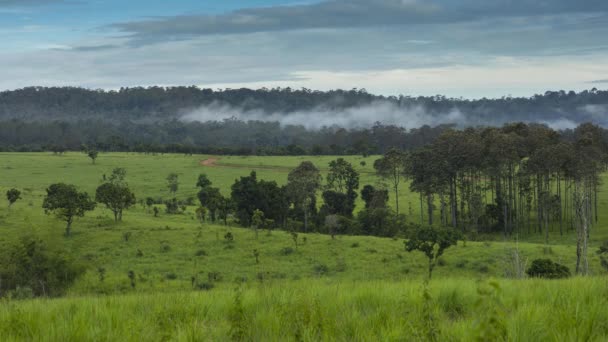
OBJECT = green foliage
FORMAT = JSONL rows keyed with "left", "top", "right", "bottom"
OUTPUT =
{"left": 224, "top": 232, "right": 234, "bottom": 242}
{"left": 6, "top": 188, "right": 21, "bottom": 208}
{"left": 228, "top": 288, "right": 247, "bottom": 341}
{"left": 598, "top": 242, "right": 608, "bottom": 272}
{"left": 87, "top": 149, "right": 98, "bottom": 164}
{"left": 374, "top": 148, "right": 407, "bottom": 214}
{"left": 0, "top": 234, "right": 85, "bottom": 297}
{"left": 42, "top": 183, "right": 96, "bottom": 236}
{"left": 95, "top": 182, "right": 136, "bottom": 222}
{"left": 166, "top": 173, "right": 179, "bottom": 195}
{"left": 164, "top": 198, "right": 180, "bottom": 214}
{"left": 474, "top": 281, "right": 507, "bottom": 341}
{"left": 405, "top": 226, "right": 461, "bottom": 279}
{"left": 526, "top": 259, "right": 571, "bottom": 279}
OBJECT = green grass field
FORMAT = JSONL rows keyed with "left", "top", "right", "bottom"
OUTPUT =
{"left": 1, "top": 152, "right": 607, "bottom": 341}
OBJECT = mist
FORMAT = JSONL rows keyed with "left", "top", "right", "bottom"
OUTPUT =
{"left": 179, "top": 100, "right": 600, "bottom": 130}
{"left": 180, "top": 101, "right": 466, "bottom": 130}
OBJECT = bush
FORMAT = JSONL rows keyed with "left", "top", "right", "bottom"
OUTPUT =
{"left": 279, "top": 247, "right": 294, "bottom": 256}
{"left": 0, "top": 234, "right": 86, "bottom": 297}
{"left": 159, "top": 241, "right": 171, "bottom": 253}
{"left": 313, "top": 263, "right": 329, "bottom": 275}
{"left": 526, "top": 259, "right": 571, "bottom": 279}
{"left": 195, "top": 282, "right": 214, "bottom": 291}
{"left": 195, "top": 249, "right": 208, "bottom": 257}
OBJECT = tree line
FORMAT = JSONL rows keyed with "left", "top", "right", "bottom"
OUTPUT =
{"left": 1, "top": 86, "right": 607, "bottom": 155}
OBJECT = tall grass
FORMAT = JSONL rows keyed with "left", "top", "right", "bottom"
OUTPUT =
{"left": 1, "top": 277, "right": 607, "bottom": 341}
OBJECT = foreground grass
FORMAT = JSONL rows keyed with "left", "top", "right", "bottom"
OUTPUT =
{"left": 1, "top": 277, "right": 607, "bottom": 341}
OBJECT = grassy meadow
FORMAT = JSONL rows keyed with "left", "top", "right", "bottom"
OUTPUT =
{"left": 1, "top": 151, "right": 608, "bottom": 341}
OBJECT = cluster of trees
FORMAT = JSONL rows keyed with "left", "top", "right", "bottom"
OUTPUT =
{"left": 2, "top": 86, "right": 606, "bottom": 123}
{"left": 0, "top": 119, "right": 448, "bottom": 155}
{"left": 398, "top": 123, "right": 607, "bottom": 275}
{"left": 1, "top": 86, "right": 607, "bottom": 155}
{"left": 40, "top": 168, "right": 136, "bottom": 236}
{"left": 196, "top": 158, "right": 407, "bottom": 238}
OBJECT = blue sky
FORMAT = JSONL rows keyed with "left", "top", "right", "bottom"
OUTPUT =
{"left": 1, "top": 0, "right": 607, "bottom": 98}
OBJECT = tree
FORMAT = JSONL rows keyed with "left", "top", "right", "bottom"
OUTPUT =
{"left": 6, "top": 188, "right": 21, "bottom": 209}
{"left": 405, "top": 225, "right": 460, "bottom": 279}
{"left": 326, "top": 158, "right": 359, "bottom": 217}
{"left": 87, "top": 149, "right": 98, "bottom": 164}
{"left": 166, "top": 173, "right": 179, "bottom": 196}
{"left": 145, "top": 197, "right": 155, "bottom": 213}
{"left": 197, "top": 175, "right": 224, "bottom": 222}
{"left": 361, "top": 185, "right": 388, "bottom": 209}
{"left": 251, "top": 209, "right": 265, "bottom": 239}
{"left": 95, "top": 183, "right": 136, "bottom": 222}
{"left": 95, "top": 168, "right": 136, "bottom": 222}
{"left": 374, "top": 149, "right": 407, "bottom": 215}
{"left": 42, "top": 183, "right": 96, "bottom": 236}
{"left": 196, "top": 206, "right": 208, "bottom": 224}
{"left": 287, "top": 162, "right": 322, "bottom": 232}
{"left": 325, "top": 214, "right": 340, "bottom": 239}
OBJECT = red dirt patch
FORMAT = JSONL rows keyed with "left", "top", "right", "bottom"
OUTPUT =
{"left": 199, "top": 158, "right": 219, "bottom": 167}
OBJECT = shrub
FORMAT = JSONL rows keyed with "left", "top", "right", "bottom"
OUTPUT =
{"left": 9, "top": 286, "right": 34, "bottom": 300}
{"left": 350, "top": 242, "right": 360, "bottom": 248}
{"left": 224, "top": 232, "right": 234, "bottom": 242}
{"left": 279, "top": 247, "right": 295, "bottom": 256}
{"left": 195, "top": 249, "right": 208, "bottom": 257}
{"left": 159, "top": 241, "right": 171, "bottom": 253}
{"left": 313, "top": 263, "right": 329, "bottom": 275}
{"left": 165, "top": 272, "right": 177, "bottom": 280}
{"left": 195, "top": 282, "right": 214, "bottom": 291}
{"left": 0, "top": 234, "right": 85, "bottom": 297}
{"left": 208, "top": 271, "right": 223, "bottom": 282}
{"left": 123, "top": 231, "right": 132, "bottom": 242}
{"left": 526, "top": 259, "right": 571, "bottom": 279}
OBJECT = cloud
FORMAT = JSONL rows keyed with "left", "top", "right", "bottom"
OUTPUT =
{"left": 108, "top": 0, "right": 608, "bottom": 45}
{"left": 590, "top": 79, "right": 608, "bottom": 84}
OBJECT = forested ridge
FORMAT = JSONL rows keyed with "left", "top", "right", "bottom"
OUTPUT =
{"left": 2, "top": 86, "right": 607, "bottom": 122}
{"left": 0, "top": 86, "right": 607, "bottom": 154}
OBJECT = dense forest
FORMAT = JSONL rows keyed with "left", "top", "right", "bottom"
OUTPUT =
{"left": 0, "top": 86, "right": 607, "bottom": 154}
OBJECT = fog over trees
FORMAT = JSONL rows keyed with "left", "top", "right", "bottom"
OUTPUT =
{"left": 0, "top": 86, "right": 607, "bottom": 154}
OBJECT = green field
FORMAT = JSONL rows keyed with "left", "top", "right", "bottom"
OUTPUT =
{"left": 1, "top": 152, "right": 607, "bottom": 340}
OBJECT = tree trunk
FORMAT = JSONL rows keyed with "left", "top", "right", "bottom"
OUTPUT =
{"left": 427, "top": 193, "right": 433, "bottom": 226}
{"left": 303, "top": 205, "right": 308, "bottom": 233}
{"left": 394, "top": 185, "right": 399, "bottom": 216}
{"left": 65, "top": 218, "right": 73, "bottom": 237}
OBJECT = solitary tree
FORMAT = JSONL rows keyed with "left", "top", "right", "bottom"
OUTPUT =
{"left": 6, "top": 188, "right": 21, "bottom": 209}
{"left": 87, "top": 149, "right": 98, "bottom": 164}
{"left": 405, "top": 226, "right": 460, "bottom": 279}
{"left": 287, "top": 162, "right": 322, "bottom": 232}
{"left": 166, "top": 173, "right": 179, "bottom": 196}
{"left": 95, "top": 183, "right": 136, "bottom": 222}
{"left": 374, "top": 149, "right": 407, "bottom": 215}
{"left": 95, "top": 168, "right": 136, "bottom": 222}
{"left": 42, "top": 183, "right": 96, "bottom": 236}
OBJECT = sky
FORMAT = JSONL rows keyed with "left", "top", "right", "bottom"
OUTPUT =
{"left": 0, "top": 0, "right": 607, "bottom": 98}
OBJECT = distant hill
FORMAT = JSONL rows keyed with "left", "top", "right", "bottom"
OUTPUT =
{"left": 1, "top": 86, "right": 607, "bottom": 127}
